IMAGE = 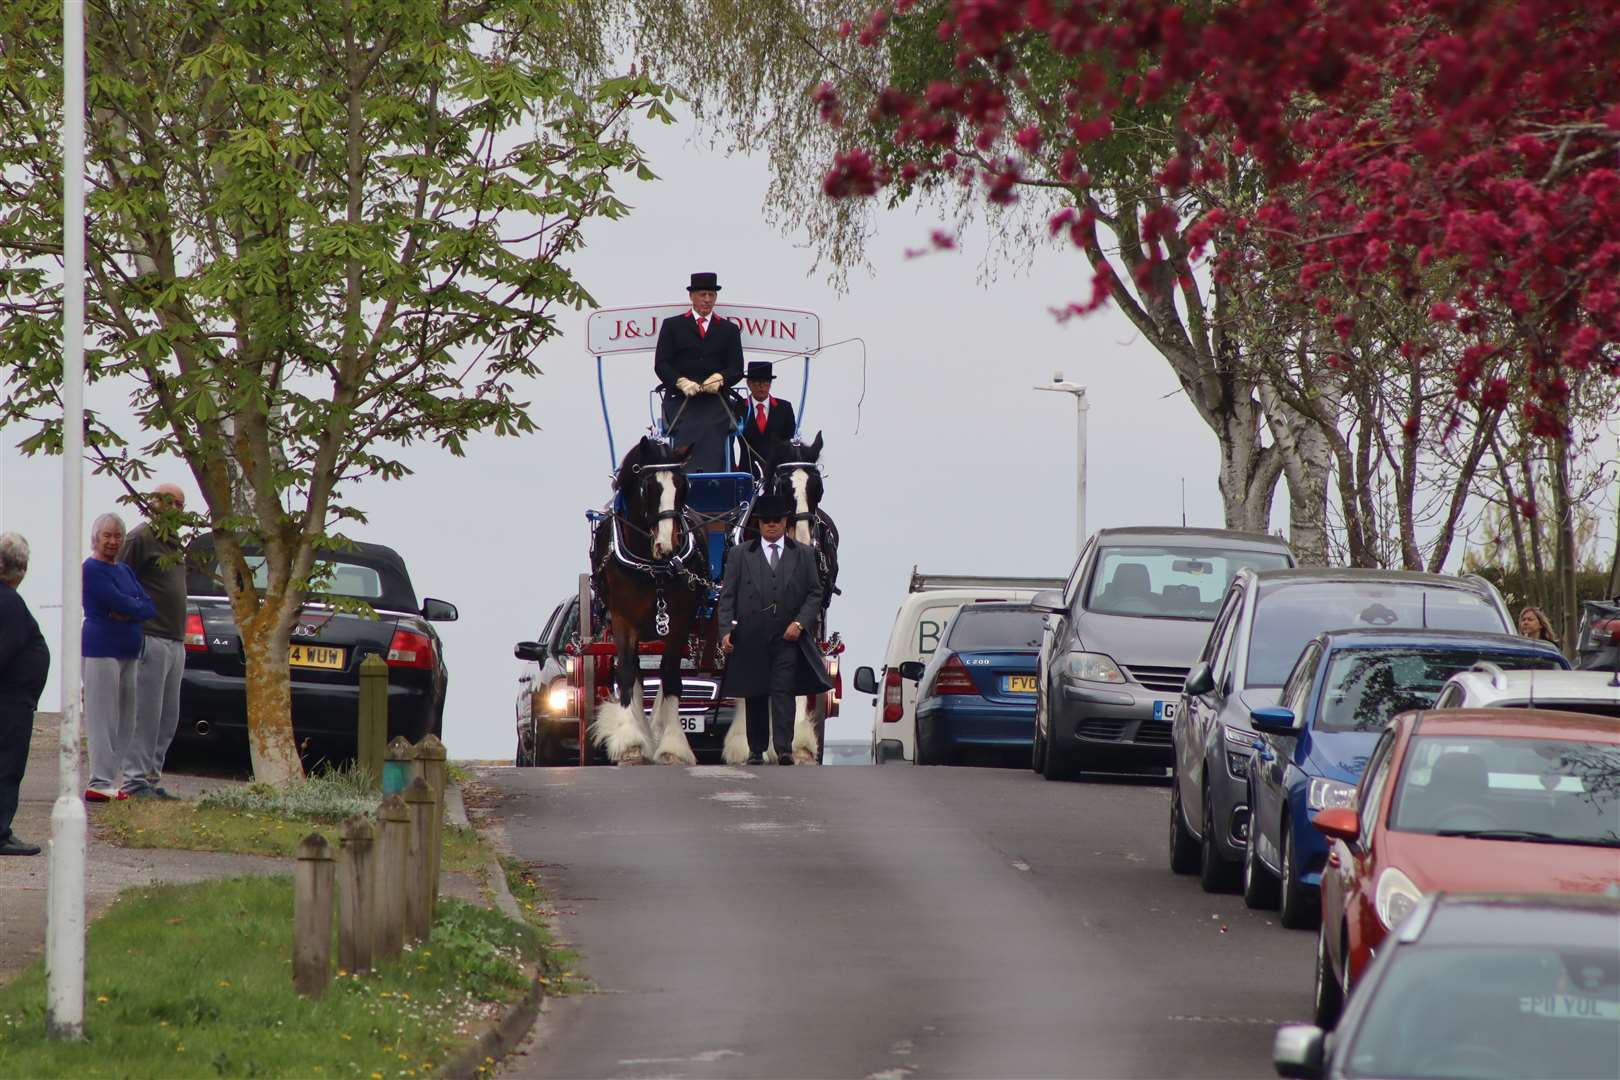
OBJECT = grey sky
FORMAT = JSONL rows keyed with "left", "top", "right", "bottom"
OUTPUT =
{"left": 0, "top": 110, "right": 1284, "bottom": 759}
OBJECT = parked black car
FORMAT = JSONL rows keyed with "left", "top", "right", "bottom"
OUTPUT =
{"left": 174, "top": 539, "right": 456, "bottom": 762}
{"left": 1272, "top": 892, "right": 1620, "bottom": 1080}
{"left": 514, "top": 595, "right": 581, "bottom": 766}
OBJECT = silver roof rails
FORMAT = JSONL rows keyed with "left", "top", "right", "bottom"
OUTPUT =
{"left": 1470, "top": 660, "right": 1510, "bottom": 691}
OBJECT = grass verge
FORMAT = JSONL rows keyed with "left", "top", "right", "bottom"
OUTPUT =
{"left": 0, "top": 876, "right": 539, "bottom": 1079}
{"left": 500, "top": 858, "right": 588, "bottom": 995}
{"left": 100, "top": 799, "right": 491, "bottom": 875}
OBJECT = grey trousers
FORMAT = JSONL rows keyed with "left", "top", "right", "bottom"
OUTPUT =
{"left": 123, "top": 636, "right": 184, "bottom": 793}
{"left": 84, "top": 656, "right": 138, "bottom": 793}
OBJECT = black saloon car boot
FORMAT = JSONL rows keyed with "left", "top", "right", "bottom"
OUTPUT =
{"left": 0, "top": 835, "right": 41, "bottom": 856}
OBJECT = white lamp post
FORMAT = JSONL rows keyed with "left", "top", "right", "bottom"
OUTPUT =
{"left": 1035, "top": 372, "right": 1089, "bottom": 555}
{"left": 48, "top": 0, "right": 88, "bottom": 1041}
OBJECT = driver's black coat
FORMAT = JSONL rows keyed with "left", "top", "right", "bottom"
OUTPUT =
{"left": 653, "top": 312, "right": 744, "bottom": 389}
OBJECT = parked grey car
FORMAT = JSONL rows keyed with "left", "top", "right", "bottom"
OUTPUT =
{"left": 1168, "top": 568, "right": 1514, "bottom": 893}
{"left": 1032, "top": 527, "right": 1295, "bottom": 780}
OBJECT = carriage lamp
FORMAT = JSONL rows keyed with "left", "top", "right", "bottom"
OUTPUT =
{"left": 827, "top": 659, "right": 840, "bottom": 702}
{"left": 565, "top": 656, "right": 578, "bottom": 677}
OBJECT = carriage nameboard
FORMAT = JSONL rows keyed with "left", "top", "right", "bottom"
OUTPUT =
{"left": 588, "top": 303, "right": 822, "bottom": 356}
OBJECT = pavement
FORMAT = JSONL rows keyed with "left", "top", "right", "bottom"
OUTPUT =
{"left": 472, "top": 760, "right": 1315, "bottom": 1080}
{"left": 0, "top": 712, "right": 492, "bottom": 987}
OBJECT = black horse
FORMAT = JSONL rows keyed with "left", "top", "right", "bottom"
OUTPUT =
{"left": 767, "top": 432, "right": 840, "bottom": 622}
{"left": 589, "top": 437, "right": 710, "bottom": 764}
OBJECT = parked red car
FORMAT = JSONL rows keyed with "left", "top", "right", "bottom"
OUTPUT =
{"left": 1310, "top": 707, "right": 1620, "bottom": 1027}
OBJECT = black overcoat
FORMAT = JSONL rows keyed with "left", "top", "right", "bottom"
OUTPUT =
{"left": 653, "top": 312, "right": 745, "bottom": 389}
{"left": 717, "top": 537, "right": 833, "bottom": 699}
{"left": 737, "top": 396, "right": 797, "bottom": 470}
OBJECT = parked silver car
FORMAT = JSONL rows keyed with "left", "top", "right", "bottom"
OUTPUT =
{"left": 1433, "top": 663, "right": 1620, "bottom": 716}
{"left": 1168, "top": 568, "right": 1514, "bottom": 893}
{"left": 1032, "top": 527, "right": 1295, "bottom": 780}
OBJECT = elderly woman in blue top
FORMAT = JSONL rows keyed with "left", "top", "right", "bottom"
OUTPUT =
{"left": 83, "top": 512, "right": 155, "bottom": 801}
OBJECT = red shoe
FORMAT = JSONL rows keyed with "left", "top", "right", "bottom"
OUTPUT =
{"left": 83, "top": 788, "right": 122, "bottom": 803}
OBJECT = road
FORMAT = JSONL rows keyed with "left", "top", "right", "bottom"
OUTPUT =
{"left": 475, "top": 761, "right": 1312, "bottom": 1079}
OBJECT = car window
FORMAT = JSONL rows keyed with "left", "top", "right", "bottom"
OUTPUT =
{"left": 1318, "top": 648, "right": 1564, "bottom": 734}
{"left": 1200, "top": 585, "right": 1243, "bottom": 666}
{"left": 1344, "top": 945, "right": 1619, "bottom": 1080}
{"left": 1358, "top": 731, "right": 1397, "bottom": 837}
{"left": 243, "top": 555, "right": 382, "bottom": 600}
{"left": 1244, "top": 582, "right": 1510, "bottom": 688}
{"left": 1211, "top": 589, "right": 1247, "bottom": 693}
{"left": 1499, "top": 700, "right": 1620, "bottom": 719}
{"left": 537, "top": 603, "right": 564, "bottom": 648}
{"left": 1282, "top": 642, "right": 1322, "bottom": 718}
{"left": 946, "top": 608, "right": 1045, "bottom": 650}
{"left": 1433, "top": 683, "right": 1463, "bottom": 709}
{"left": 1388, "top": 735, "right": 1620, "bottom": 844}
{"left": 1084, "top": 545, "right": 1291, "bottom": 620}
{"left": 1062, "top": 538, "right": 1095, "bottom": 609}
{"left": 552, "top": 602, "right": 580, "bottom": 650}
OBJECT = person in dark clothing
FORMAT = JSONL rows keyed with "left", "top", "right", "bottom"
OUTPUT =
{"left": 736, "top": 360, "right": 797, "bottom": 476}
{"left": 118, "top": 483, "right": 188, "bottom": 799}
{"left": 82, "top": 512, "right": 156, "bottom": 801}
{"left": 0, "top": 533, "right": 49, "bottom": 856}
{"left": 717, "top": 495, "right": 833, "bottom": 765}
{"left": 653, "top": 271, "right": 744, "bottom": 472}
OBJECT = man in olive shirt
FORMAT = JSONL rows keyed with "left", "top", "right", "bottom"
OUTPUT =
{"left": 118, "top": 484, "right": 188, "bottom": 799}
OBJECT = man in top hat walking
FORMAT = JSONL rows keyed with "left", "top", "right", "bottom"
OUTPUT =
{"left": 718, "top": 494, "right": 832, "bottom": 764}
{"left": 654, "top": 272, "right": 745, "bottom": 472}
{"left": 737, "top": 360, "right": 797, "bottom": 476}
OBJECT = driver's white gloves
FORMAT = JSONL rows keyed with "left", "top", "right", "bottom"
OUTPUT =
{"left": 700, "top": 373, "right": 724, "bottom": 394}
{"left": 676, "top": 377, "right": 701, "bottom": 397}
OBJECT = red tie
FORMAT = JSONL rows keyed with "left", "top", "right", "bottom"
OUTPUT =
{"left": 696, "top": 315, "right": 707, "bottom": 338}
{"left": 756, "top": 402, "right": 767, "bottom": 432}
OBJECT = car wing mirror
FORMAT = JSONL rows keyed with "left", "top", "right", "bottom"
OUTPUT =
{"left": 513, "top": 641, "right": 546, "bottom": 662}
{"left": 852, "top": 666, "right": 878, "bottom": 695}
{"left": 1311, "top": 807, "right": 1360, "bottom": 844}
{"left": 422, "top": 597, "right": 459, "bottom": 622}
{"left": 1249, "top": 706, "right": 1298, "bottom": 735}
{"left": 1030, "top": 589, "right": 1065, "bottom": 615}
{"left": 1184, "top": 661, "right": 1215, "bottom": 697}
{"left": 1272, "top": 1024, "right": 1325, "bottom": 1079}
{"left": 897, "top": 661, "right": 926, "bottom": 681}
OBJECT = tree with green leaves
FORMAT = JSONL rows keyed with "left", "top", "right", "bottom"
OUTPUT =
{"left": 0, "top": 0, "right": 672, "bottom": 783}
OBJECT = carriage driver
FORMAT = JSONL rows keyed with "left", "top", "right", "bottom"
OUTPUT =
{"left": 653, "top": 272, "right": 745, "bottom": 472}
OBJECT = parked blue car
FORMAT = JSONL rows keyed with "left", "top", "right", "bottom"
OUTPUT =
{"left": 906, "top": 603, "right": 1045, "bottom": 765}
{"left": 1240, "top": 628, "right": 1568, "bottom": 927}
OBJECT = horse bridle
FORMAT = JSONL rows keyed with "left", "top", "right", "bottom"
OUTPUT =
{"left": 772, "top": 461, "right": 820, "bottom": 526}
{"left": 631, "top": 461, "right": 688, "bottom": 528}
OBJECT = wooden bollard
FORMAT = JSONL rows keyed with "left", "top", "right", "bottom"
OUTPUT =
{"left": 357, "top": 656, "right": 390, "bottom": 791}
{"left": 375, "top": 794, "right": 409, "bottom": 963}
{"left": 383, "top": 735, "right": 416, "bottom": 796}
{"left": 403, "top": 778, "right": 435, "bottom": 943}
{"left": 293, "top": 834, "right": 335, "bottom": 999}
{"left": 413, "top": 734, "right": 448, "bottom": 912}
{"left": 337, "top": 816, "right": 376, "bottom": 974}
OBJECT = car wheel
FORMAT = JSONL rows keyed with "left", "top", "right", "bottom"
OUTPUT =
{"left": 1278, "top": 822, "right": 1321, "bottom": 930}
{"left": 1199, "top": 782, "right": 1239, "bottom": 893}
{"left": 1241, "top": 808, "right": 1280, "bottom": 910}
{"left": 1041, "top": 733, "right": 1076, "bottom": 781}
{"left": 1313, "top": 921, "right": 1344, "bottom": 1029}
{"left": 1031, "top": 702, "right": 1048, "bottom": 773}
{"left": 915, "top": 722, "right": 935, "bottom": 766}
{"left": 1168, "top": 775, "right": 1199, "bottom": 875}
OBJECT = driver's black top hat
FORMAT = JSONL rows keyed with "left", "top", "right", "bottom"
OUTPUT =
{"left": 745, "top": 361, "right": 775, "bottom": 381}
{"left": 687, "top": 271, "right": 721, "bottom": 292}
{"left": 751, "top": 494, "right": 791, "bottom": 521}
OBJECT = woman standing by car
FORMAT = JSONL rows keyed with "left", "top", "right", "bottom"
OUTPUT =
{"left": 83, "top": 513, "right": 155, "bottom": 802}
{"left": 1518, "top": 605, "right": 1560, "bottom": 646}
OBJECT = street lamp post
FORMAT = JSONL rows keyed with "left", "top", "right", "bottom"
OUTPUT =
{"left": 1035, "top": 372, "right": 1089, "bottom": 555}
{"left": 48, "top": 0, "right": 88, "bottom": 1041}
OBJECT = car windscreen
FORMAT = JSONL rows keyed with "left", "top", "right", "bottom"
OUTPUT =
{"left": 1343, "top": 944, "right": 1618, "bottom": 1080}
{"left": 1501, "top": 700, "right": 1620, "bottom": 719}
{"left": 1246, "top": 583, "right": 1507, "bottom": 687}
{"left": 1086, "top": 545, "right": 1292, "bottom": 620}
{"left": 1318, "top": 648, "right": 1565, "bottom": 733}
{"left": 186, "top": 547, "right": 418, "bottom": 613}
{"left": 1388, "top": 735, "right": 1620, "bottom": 846}
{"left": 946, "top": 608, "right": 1045, "bottom": 650}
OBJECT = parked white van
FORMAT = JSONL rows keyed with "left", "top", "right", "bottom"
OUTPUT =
{"left": 854, "top": 569, "right": 1064, "bottom": 763}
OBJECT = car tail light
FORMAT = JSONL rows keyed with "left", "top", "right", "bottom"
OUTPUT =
{"left": 931, "top": 655, "right": 978, "bottom": 696}
{"left": 184, "top": 612, "right": 206, "bottom": 652}
{"left": 386, "top": 628, "right": 435, "bottom": 669}
{"left": 882, "top": 668, "right": 902, "bottom": 722}
{"left": 1596, "top": 618, "right": 1620, "bottom": 644}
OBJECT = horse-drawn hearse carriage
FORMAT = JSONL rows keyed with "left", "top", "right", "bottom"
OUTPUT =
{"left": 548, "top": 302, "right": 843, "bottom": 766}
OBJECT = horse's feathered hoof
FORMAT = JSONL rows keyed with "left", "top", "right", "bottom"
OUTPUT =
{"left": 793, "top": 748, "right": 818, "bottom": 765}
{"left": 618, "top": 745, "right": 646, "bottom": 765}
{"left": 656, "top": 750, "right": 695, "bottom": 766}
